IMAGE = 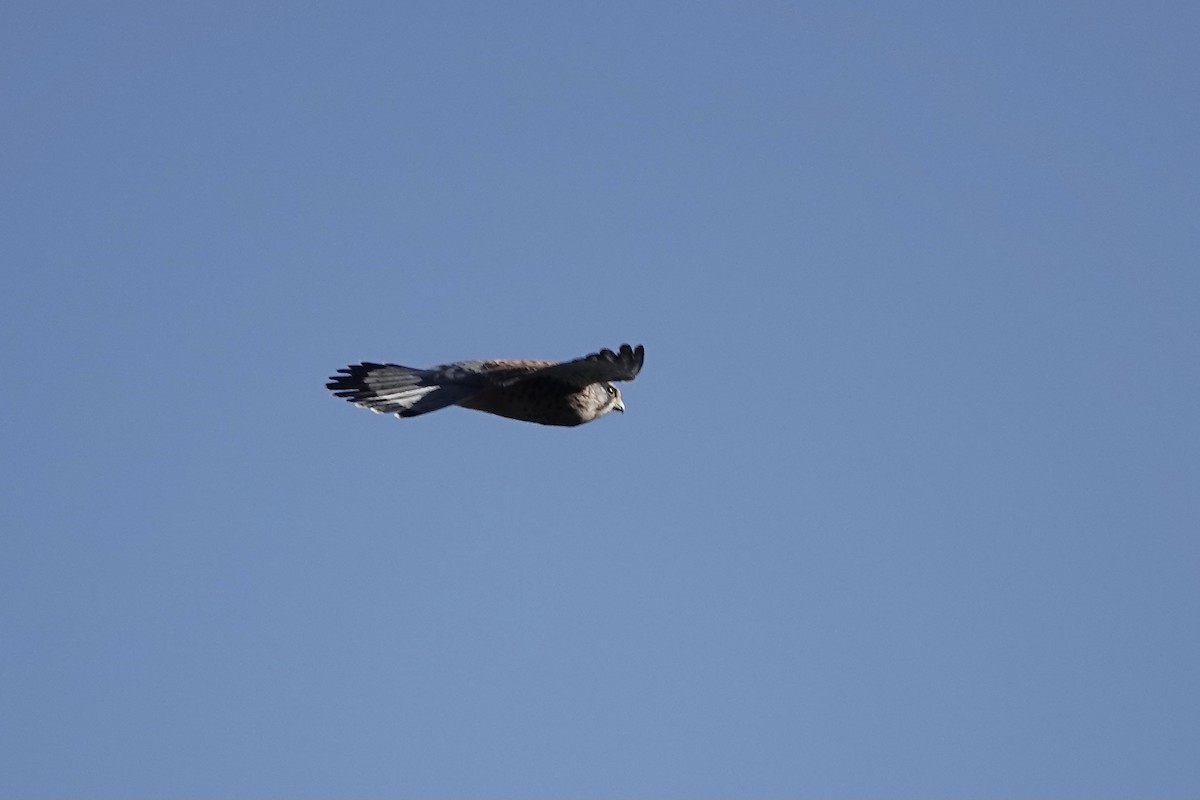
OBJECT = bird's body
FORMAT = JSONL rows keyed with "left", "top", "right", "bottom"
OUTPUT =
{"left": 327, "top": 344, "right": 644, "bottom": 427}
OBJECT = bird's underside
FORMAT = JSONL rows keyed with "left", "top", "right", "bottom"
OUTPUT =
{"left": 327, "top": 343, "right": 644, "bottom": 427}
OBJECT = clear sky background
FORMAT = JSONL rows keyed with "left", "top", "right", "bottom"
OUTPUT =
{"left": 2, "top": 2, "right": 1197, "bottom": 798}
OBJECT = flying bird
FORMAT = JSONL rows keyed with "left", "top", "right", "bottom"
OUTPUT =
{"left": 327, "top": 343, "right": 645, "bottom": 427}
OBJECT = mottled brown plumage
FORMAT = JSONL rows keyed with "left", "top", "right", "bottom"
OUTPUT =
{"left": 327, "top": 344, "right": 644, "bottom": 427}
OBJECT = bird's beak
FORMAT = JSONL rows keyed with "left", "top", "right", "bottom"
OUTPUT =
{"left": 615, "top": 399, "right": 625, "bottom": 413}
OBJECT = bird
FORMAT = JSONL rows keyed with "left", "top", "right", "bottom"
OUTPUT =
{"left": 327, "top": 343, "right": 645, "bottom": 427}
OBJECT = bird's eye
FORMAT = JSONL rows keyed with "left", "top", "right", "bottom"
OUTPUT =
{"left": 606, "top": 385, "right": 616, "bottom": 396}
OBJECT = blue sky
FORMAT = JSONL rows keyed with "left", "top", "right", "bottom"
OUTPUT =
{"left": 2, "top": 2, "right": 1198, "bottom": 797}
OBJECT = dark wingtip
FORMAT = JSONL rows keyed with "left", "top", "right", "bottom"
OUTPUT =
{"left": 616, "top": 343, "right": 644, "bottom": 376}
{"left": 594, "top": 343, "right": 644, "bottom": 378}
{"left": 326, "top": 362, "right": 385, "bottom": 398}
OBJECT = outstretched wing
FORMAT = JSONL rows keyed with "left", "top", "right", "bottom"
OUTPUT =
{"left": 326, "top": 362, "right": 483, "bottom": 417}
{"left": 503, "top": 343, "right": 645, "bottom": 389}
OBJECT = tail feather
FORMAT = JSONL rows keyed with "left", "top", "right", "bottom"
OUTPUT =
{"left": 326, "top": 362, "right": 477, "bottom": 418}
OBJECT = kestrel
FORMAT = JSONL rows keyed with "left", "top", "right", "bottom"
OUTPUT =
{"left": 327, "top": 343, "right": 645, "bottom": 427}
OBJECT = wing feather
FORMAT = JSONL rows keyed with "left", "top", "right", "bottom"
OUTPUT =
{"left": 502, "top": 343, "right": 644, "bottom": 389}
{"left": 326, "top": 362, "right": 479, "bottom": 417}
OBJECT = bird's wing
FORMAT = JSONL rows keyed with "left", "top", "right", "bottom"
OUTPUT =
{"left": 327, "top": 362, "right": 483, "bottom": 417}
{"left": 499, "top": 344, "right": 644, "bottom": 389}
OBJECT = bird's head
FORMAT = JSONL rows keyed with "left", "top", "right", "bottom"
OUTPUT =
{"left": 585, "top": 381, "right": 624, "bottom": 419}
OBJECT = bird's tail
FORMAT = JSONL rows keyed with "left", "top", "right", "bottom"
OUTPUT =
{"left": 326, "top": 363, "right": 478, "bottom": 418}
